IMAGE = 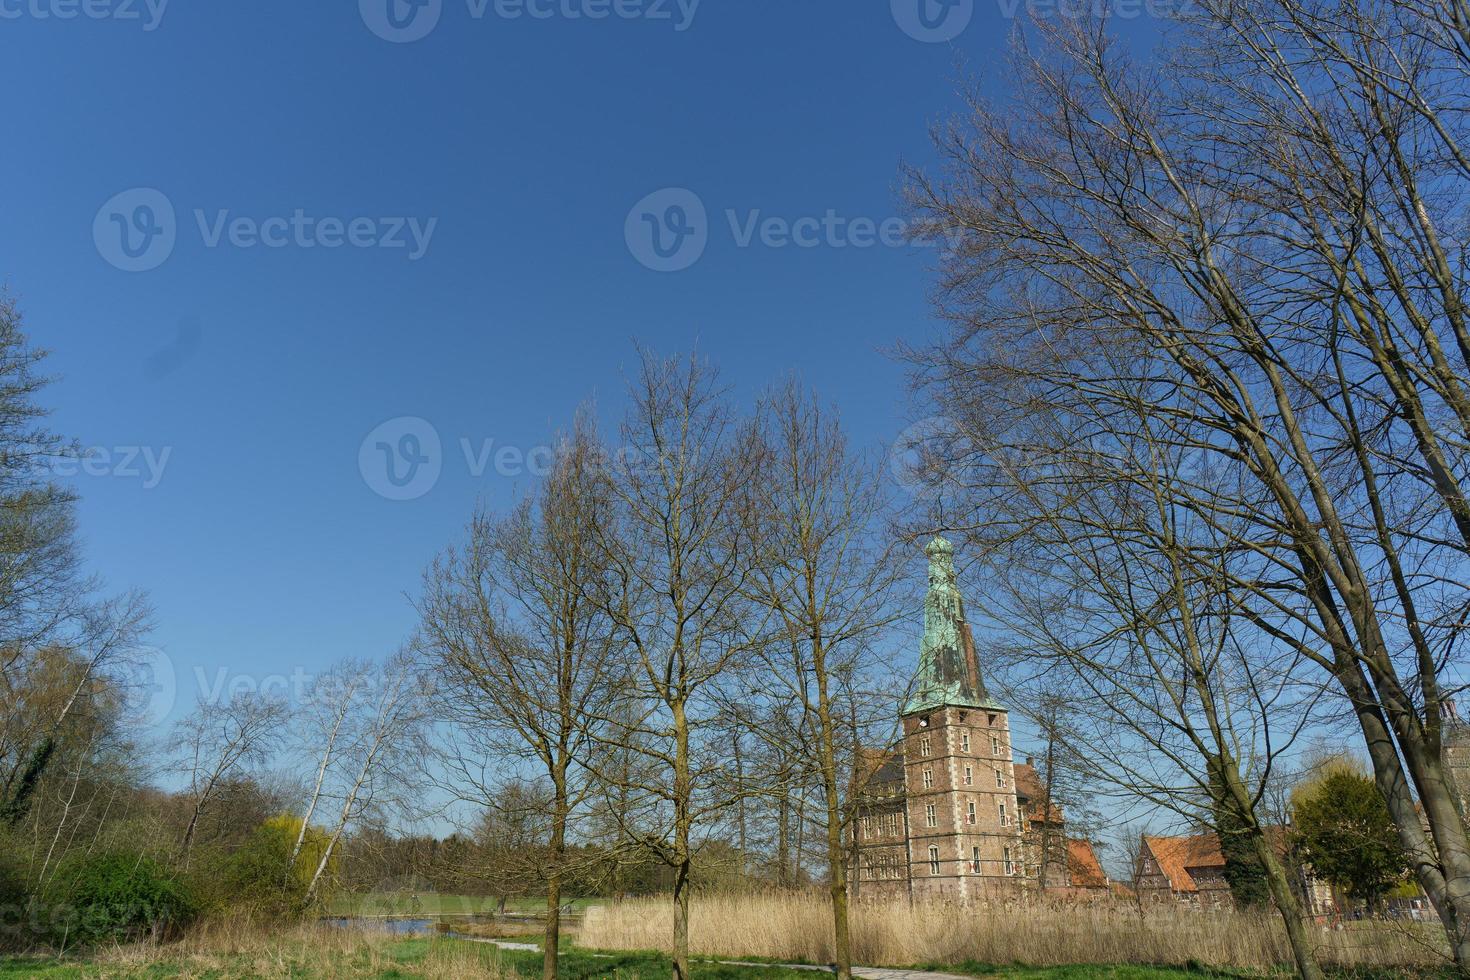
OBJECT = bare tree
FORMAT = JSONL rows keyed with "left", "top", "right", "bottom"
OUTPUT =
{"left": 905, "top": 0, "right": 1470, "bottom": 965}
{"left": 174, "top": 693, "right": 285, "bottom": 865}
{"left": 302, "top": 651, "right": 426, "bottom": 905}
{"left": 418, "top": 415, "right": 621, "bottom": 980}
{"left": 742, "top": 380, "right": 906, "bottom": 980}
{"left": 589, "top": 350, "right": 756, "bottom": 980}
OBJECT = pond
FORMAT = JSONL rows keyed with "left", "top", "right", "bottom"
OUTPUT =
{"left": 323, "top": 917, "right": 438, "bottom": 936}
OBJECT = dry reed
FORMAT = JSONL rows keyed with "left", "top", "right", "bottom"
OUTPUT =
{"left": 580, "top": 891, "right": 1450, "bottom": 972}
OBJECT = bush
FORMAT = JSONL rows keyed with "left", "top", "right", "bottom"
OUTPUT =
{"left": 47, "top": 851, "right": 196, "bottom": 945}
{"left": 199, "top": 814, "right": 333, "bottom": 920}
{"left": 0, "top": 849, "right": 31, "bottom": 951}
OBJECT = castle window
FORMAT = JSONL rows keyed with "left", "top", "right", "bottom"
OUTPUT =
{"left": 967, "top": 801, "right": 976, "bottom": 824}
{"left": 999, "top": 803, "right": 1008, "bottom": 826}
{"left": 925, "top": 803, "right": 937, "bottom": 828}
{"left": 1004, "top": 847, "right": 1015, "bottom": 875}
{"left": 988, "top": 714, "right": 997, "bottom": 725}
{"left": 964, "top": 766, "right": 973, "bottom": 785}
{"left": 928, "top": 846, "right": 940, "bottom": 876}
{"left": 971, "top": 846, "right": 981, "bottom": 873}
{"left": 996, "top": 769, "right": 1005, "bottom": 788}
{"left": 961, "top": 731, "right": 970, "bottom": 753}
{"left": 919, "top": 734, "right": 931, "bottom": 756}
{"left": 862, "top": 816, "right": 872, "bottom": 839}
{"left": 991, "top": 736, "right": 1000, "bottom": 756}
{"left": 922, "top": 768, "right": 934, "bottom": 789}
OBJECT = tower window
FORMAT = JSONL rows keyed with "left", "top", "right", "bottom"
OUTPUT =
{"left": 1004, "top": 847, "right": 1015, "bottom": 876}
{"left": 967, "top": 801, "right": 976, "bottom": 824}
{"left": 925, "top": 803, "right": 937, "bottom": 828}
{"left": 996, "top": 769, "right": 1005, "bottom": 788}
{"left": 961, "top": 731, "right": 970, "bottom": 753}
{"left": 928, "top": 846, "right": 940, "bottom": 876}
{"left": 999, "top": 803, "right": 1008, "bottom": 826}
{"left": 991, "top": 736, "right": 1000, "bottom": 756}
{"left": 971, "top": 846, "right": 981, "bottom": 873}
{"left": 922, "top": 768, "right": 933, "bottom": 789}
{"left": 964, "top": 766, "right": 973, "bottom": 786}
{"left": 919, "top": 734, "right": 931, "bottom": 756}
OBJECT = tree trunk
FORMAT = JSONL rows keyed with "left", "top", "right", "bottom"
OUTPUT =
{"left": 813, "top": 638, "right": 852, "bottom": 980}
{"left": 672, "top": 700, "right": 692, "bottom": 980}
{"left": 543, "top": 771, "right": 567, "bottom": 980}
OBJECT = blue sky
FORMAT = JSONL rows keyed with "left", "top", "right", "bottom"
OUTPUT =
{"left": 1, "top": 1, "right": 1170, "bottom": 743}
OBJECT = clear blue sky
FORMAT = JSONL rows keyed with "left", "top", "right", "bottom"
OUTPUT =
{"left": 1, "top": 1, "right": 1168, "bottom": 734}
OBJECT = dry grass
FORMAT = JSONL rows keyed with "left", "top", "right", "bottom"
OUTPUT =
{"left": 581, "top": 892, "right": 1451, "bottom": 973}
{"left": 77, "top": 921, "right": 514, "bottom": 978}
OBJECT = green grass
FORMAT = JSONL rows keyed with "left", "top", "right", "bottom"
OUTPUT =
{"left": 1, "top": 937, "right": 1447, "bottom": 979}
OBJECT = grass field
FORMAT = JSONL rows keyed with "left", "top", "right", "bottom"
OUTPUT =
{"left": 0, "top": 934, "right": 1289, "bottom": 979}
{"left": 1, "top": 931, "right": 1452, "bottom": 978}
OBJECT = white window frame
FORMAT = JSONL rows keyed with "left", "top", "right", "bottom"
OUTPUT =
{"left": 964, "top": 766, "right": 973, "bottom": 786}
{"left": 967, "top": 800, "right": 976, "bottom": 825}
{"left": 928, "top": 846, "right": 941, "bottom": 876}
{"left": 922, "top": 768, "right": 934, "bottom": 789}
{"left": 971, "top": 846, "right": 981, "bottom": 874}
{"left": 961, "top": 731, "right": 970, "bottom": 753}
{"left": 925, "top": 803, "right": 937, "bottom": 828}
{"left": 1003, "top": 847, "right": 1014, "bottom": 876}
{"left": 999, "top": 802, "right": 1008, "bottom": 827}
{"left": 996, "top": 769, "right": 1005, "bottom": 788}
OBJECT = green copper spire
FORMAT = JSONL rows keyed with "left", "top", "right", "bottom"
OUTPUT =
{"left": 903, "top": 536, "right": 1000, "bottom": 715}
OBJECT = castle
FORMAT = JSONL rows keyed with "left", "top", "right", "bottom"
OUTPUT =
{"left": 850, "top": 536, "right": 1107, "bottom": 901}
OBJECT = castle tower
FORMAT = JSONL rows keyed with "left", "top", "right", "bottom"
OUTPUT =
{"left": 899, "top": 536, "right": 1024, "bottom": 900}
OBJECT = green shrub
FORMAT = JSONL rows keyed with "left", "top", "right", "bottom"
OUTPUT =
{"left": 47, "top": 851, "right": 196, "bottom": 945}
{"left": 198, "top": 815, "right": 323, "bottom": 921}
{"left": 0, "top": 849, "right": 30, "bottom": 951}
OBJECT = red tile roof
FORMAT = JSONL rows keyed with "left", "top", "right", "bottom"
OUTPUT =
{"left": 1067, "top": 839, "right": 1109, "bottom": 889}
{"left": 1013, "top": 763, "right": 1065, "bottom": 823}
{"left": 1142, "top": 834, "right": 1225, "bottom": 893}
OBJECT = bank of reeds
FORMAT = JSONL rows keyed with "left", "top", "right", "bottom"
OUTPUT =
{"left": 69, "top": 921, "right": 512, "bottom": 979}
{"left": 580, "top": 891, "right": 1449, "bottom": 972}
